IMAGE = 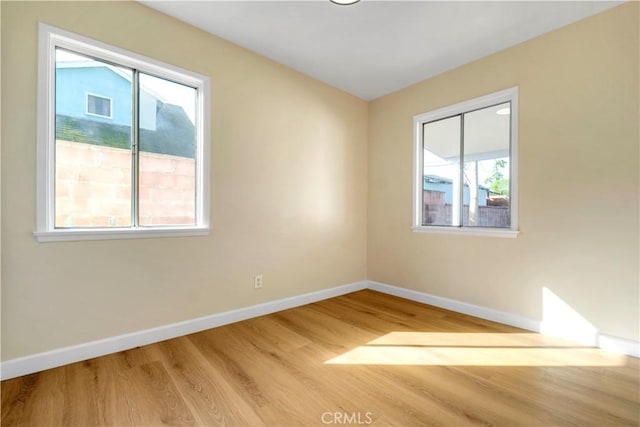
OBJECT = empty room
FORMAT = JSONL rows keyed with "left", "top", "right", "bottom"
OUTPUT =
{"left": 1, "top": 0, "right": 638, "bottom": 425}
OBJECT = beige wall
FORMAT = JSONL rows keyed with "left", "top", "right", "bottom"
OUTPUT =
{"left": 368, "top": 3, "right": 639, "bottom": 341}
{"left": 1, "top": 1, "right": 368, "bottom": 360}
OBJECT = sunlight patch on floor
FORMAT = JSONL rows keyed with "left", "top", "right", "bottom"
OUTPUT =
{"left": 367, "top": 332, "right": 579, "bottom": 348}
{"left": 325, "top": 332, "right": 627, "bottom": 367}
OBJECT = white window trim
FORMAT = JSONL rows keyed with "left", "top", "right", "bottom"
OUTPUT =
{"left": 412, "top": 87, "right": 519, "bottom": 238}
{"left": 85, "top": 92, "right": 113, "bottom": 119}
{"left": 35, "top": 23, "right": 211, "bottom": 242}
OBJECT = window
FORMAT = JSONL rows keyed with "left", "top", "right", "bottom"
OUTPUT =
{"left": 413, "top": 88, "right": 518, "bottom": 237}
{"left": 36, "top": 23, "right": 210, "bottom": 242}
{"left": 86, "top": 93, "right": 112, "bottom": 118}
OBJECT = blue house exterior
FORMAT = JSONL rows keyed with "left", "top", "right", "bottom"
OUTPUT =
{"left": 55, "top": 63, "right": 158, "bottom": 131}
{"left": 54, "top": 61, "right": 195, "bottom": 158}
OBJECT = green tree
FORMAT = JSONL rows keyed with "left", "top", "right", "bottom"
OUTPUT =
{"left": 485, "top": 159, "right": 509, "bottom": 195}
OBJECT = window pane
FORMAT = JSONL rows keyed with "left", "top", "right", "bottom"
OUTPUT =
{"left": 87, "top": 94, "right": 111, "bottom": 117}
{"left": 462, "top": 102, "right": 511, "bottom": 228}
{"left": 138, "top": 73, "right": 197, "bottom": 226}
{"left": 55, "top": 48, "right": 132, "bottom": 228}
{"left": 422, "top": 115, "right": 461, "bottom": 226}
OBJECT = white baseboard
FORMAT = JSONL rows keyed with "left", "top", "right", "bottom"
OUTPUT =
{"left": 3, "top": 279, "right": 637, "bottom": 380}
{"left": 597, "top": 333, "right": 640, "bottom": 357}
{"left": 0, "top": 281, "right": 367, "bottom": 381}
{"left": 367, "top": 280, "right": 541, "bottom": 332}
{"left": 367, "top": 280, "right": 639, "bottom": 358}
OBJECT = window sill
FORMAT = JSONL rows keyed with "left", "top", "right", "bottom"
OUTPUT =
{"left": 412, "top": 226, "right": 519, "bottom": 238}
{"left": 34, "top": 226, "right": 210, "bottom": 242}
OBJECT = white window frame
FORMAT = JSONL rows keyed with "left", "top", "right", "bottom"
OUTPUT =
{"left": 85, "top": 92, "right": 113, "bottom": 119}
{"left": 412, "top": 87, "right": 519, "bottom": 238}
{"left": 35, "top": 23, "right": 211, "bottom": 242}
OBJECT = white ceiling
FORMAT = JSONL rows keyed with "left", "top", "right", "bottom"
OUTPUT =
{"left": 141, "top": 0, "right": 621, "bottom": 100}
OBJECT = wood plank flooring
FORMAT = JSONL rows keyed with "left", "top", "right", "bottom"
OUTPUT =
{"left": 2, "top": 290, "right": 639, "bottom": 426}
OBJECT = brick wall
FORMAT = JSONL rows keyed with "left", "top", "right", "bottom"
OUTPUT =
{"left": 55, "top": 140, "right": 195, "bottom": 227}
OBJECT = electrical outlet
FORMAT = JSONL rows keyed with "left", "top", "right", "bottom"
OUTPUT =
{"left": 254, "top": 275, "right": 263, "bottom": 289}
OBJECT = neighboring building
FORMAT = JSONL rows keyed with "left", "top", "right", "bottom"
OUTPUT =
{"left": 422, "top": 175, "right": 509, "bottom": 227}
{"left": 423, "top": 175, "right": 490, "bottom": 206}
{"left": 55, "top": 61, "right": 195, "bottom": 158}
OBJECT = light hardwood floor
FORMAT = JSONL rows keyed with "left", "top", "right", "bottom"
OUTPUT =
{"left": 2, "top": 290, "right": 639, "bottom": 426}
